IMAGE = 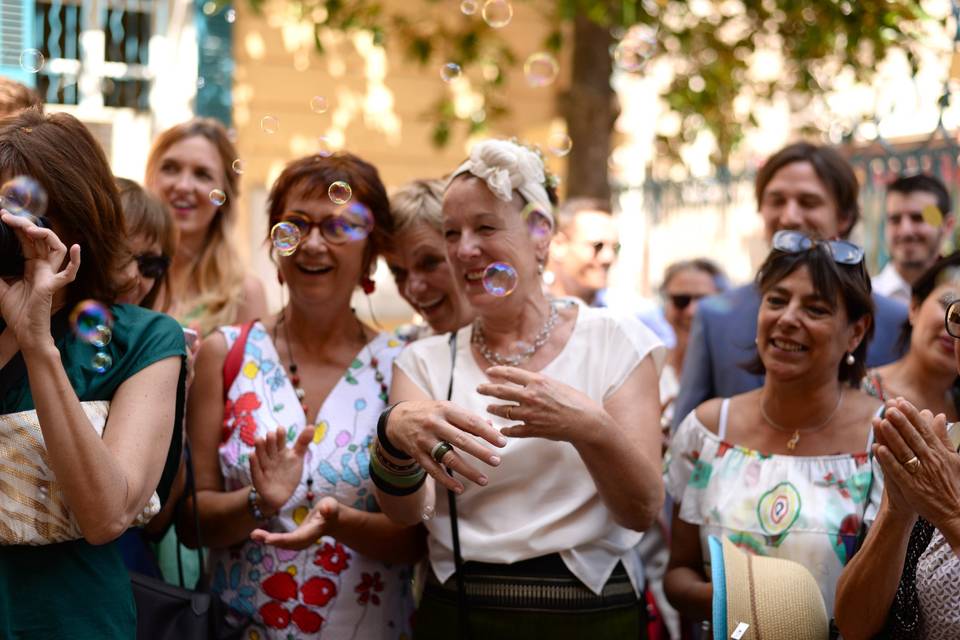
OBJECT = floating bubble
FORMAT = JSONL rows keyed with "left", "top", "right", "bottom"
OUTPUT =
{"left": 271, "top": 221, "right": 302, "bottom": 257}
{"left": 482, "top": 262, "right": 518, "bottom": 297}
{"left": 91, "top": 351, "right": 113, "bottom": 374}
{"left": 332, "top": 202, "right": 373, "bottom": 242}
{"left": 482, "top": 0, "right": 513, "bottom": 28}
{"left": 328, "top": 181, "right": 352, "bottom": 205}
{"left": 225, "top": 8, "right": 236, "bottom": 23}
{"left": 19, "top": 49, "right": 44, "bottom": 73}
{"left": 90, "top": 325, "right": 112, "bottom": 349}
{"left": 0, "top": 176, "right": 48, "bottom": 218}
{"left": 196, "top": 77, "right": 206, "bottom": 90}
{"left": 522, "top": 203, "right": 552, "bottom": 239}
{"left": 231, "top": 159, "right": 244, "bottom": 175}
{"left": 460, "top": 0, "right": 478, "bottom": 15}
{"left": 70, "top": 300, "right": 114, "bottom": 344}
{"left": 547, "top": 132, "right": 572, "bottom": 157}
{"left": 260, "top": 115, "right": 279, "bottom": 134}
{"left": 523, "top": 52, "right": 559, "bottom": 88}
{"left": 310, "top": 96, "right": 328, "bottom": 114}
{"left": 201, "top": 1, "right": 218, "bottom": 15}
{"left": 440, "top": 63, "right": 462, "bottom": 83}
{"left": 209, "top": 189, "right": 227, "bottom": 206}
{"left": 316, "top": 137, "right": 333, "bottom": 157}
{"left": 922, "top": 204, "right": 944, "bottom": 227}
{"left": 613, "top": 27, "right": 657, "bottom": 73}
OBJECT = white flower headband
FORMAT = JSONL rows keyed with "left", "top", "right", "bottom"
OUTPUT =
{"left": 447, "top": 139, "right": 555, "bottom": 230}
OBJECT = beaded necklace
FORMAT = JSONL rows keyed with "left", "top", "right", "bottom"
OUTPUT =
{"left": 276, "top": 310, "right": 388, "bottom": 506}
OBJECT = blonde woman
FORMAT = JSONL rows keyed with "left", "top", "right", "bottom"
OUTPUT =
{"left": 145, "top": 119, "right": 267, "bottom": 335}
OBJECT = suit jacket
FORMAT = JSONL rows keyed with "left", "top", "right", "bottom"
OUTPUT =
{"left": 671, "top": 283, "right": 909, "bottom": 429}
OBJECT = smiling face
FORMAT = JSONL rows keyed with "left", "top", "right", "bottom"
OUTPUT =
{"left": 663, "top": 267, "right": 719, "bottom": 347}
{"left": 441, "top": 176, "right": 550, "bottom": 310}
{"left": 885, "top": 190, "right": 949, "bottom": 274}
{"left": 276, "top": 183, "right": 368, "bottom": 308}
{"left": 757, "top": 265, "right": 868, "bottom": 383}
{"left": 149, "top": 135, "right": 227, "bottom": 240}
{"left": 118, "top": 234, "right": 164, "bottom": 307}
{"left": 759, "top": 161, "right": 845, "bottom": 243}
{"left": 910, "top": 282, "right": 960, "bottom": 377}
{"left": 550, "top": 210, "right": 619, "bottom": 301}
{"left": 384, "top": 221, "right": 474, "bottom": 333}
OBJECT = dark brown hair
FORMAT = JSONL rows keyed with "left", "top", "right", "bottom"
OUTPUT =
{"left": 755, "top": 142, "right": 860, "bottom": 239}
{"left": 116, "top": 177, "right": 178, "bottom": 311}
{"left": 266, "top": 152, "right": 392, "bottom": 275}
{"left": 897, "top": 250, "right": 960, "bottom": 352}
{"left": 660, "top": 258, "right": 727, "bottom": 294}
{"left": 745, "top": 242, "right": 875, "bottom": 386}
{"left": 0, "top": 77, "right": 43, "bottom": 118}
{"left": 0, "top": 109, "right": 129, "bottom": 306}
{"left": 555, "top": 197, "right": 611, "bottom": 233}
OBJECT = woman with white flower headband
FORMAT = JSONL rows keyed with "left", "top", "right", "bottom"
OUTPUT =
{"left": 370, "top": 139, "right": 666, "bottom": 637}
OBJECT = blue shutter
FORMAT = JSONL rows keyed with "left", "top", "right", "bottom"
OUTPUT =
{"left": 195, "top": 2, "right": 233, "bottom": 126}
{"left": 0, "top": 0, "right": 37, "bottom": 86}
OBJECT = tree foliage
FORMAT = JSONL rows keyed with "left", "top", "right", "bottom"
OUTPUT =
{"left": 244, "top": 0, "right": 936, "bottom": 174}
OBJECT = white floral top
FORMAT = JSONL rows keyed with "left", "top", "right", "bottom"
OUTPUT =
{"left": 665, "top": 400, "right": 883, "bottom": 615}
{"left": 208, "top": 322, "right": 414, "bottom": 640}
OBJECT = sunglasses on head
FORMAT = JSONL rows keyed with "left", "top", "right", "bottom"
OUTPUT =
{"left": 136, "top": 254, "right": 171, "bottom": 280}
{"left": 280, "top": 207, "right": 372, "bottom": 246}
{"left": 772, "top": 230, "right": 864, "bottom": 265}
{"left": 946, "top": 300, "right": 960, "bottom": 339}
{"left": 666, "top": 293, "right": 706, "bottom": 310}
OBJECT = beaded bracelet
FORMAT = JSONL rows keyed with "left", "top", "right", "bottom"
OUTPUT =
{"left": 247, "top": 486, "right": 269, "bottom": 523}
{"left": 377, "top": 402, "right": 411, "bottom": 460}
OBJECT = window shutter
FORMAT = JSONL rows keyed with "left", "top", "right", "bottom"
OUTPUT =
{"left": 0, "top": 0, "right": 37, "bottom": 86}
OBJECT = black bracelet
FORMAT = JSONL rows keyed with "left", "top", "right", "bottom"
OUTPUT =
{"left": 377, "top": 402, "right": 411, "bottom": 460}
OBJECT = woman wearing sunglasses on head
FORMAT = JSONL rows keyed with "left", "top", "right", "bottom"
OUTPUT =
{"left": 835, "top": 255, "right": 960, "bottom": 640}
{"left": 664, "top": 231, "right": 884, "bottom": 626}
{"left": 182, "top": 153, "right": 422, "bottom": 639}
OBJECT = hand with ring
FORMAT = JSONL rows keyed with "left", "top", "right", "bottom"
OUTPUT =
{"left": 873, "top": 397, "right": 960, "bottom": 531}
{"left": 382, "top": 401, "right": 506, "bottom": 494}
{"left": 477, "top": 366, "right": 605, "bottom": 444}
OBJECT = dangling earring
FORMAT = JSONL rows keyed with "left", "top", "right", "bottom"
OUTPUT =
{"left": 845, "top": 352, "right": 855, "bottom": 366}
{"left": 537, "top": 263, "right": 545, "bottom": 275}
{"left": 361, "top": 276, "right": 376, "bottom": 295}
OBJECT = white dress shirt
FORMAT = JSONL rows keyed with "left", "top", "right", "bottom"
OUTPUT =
{"left": 872, "top": 262, "right": 912, "bottom": 307}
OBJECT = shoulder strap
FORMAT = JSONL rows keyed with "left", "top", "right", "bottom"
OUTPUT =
{"left": 718, "top": 398, "right": 731, "bottom": 440}
{"left": 222, "top": 320, "right": 257, "bottom": 404}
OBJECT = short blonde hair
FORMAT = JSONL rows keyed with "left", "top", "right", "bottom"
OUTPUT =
{"left": 390, "top": 179, "right": 445, "bottom": 234}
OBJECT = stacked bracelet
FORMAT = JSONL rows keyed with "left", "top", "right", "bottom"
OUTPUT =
{"left": 247, "top": 486, "right": 269, "bottom": 523}
{"left": 369, "top": 441, "right": 426, "bottom": 496}
{"left": 377, "top": 402, "right": 411, "bottom": 460}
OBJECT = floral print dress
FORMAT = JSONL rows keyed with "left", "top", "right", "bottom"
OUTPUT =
{"left": 665, "top": 401, "right": 883, "bottom": 615}
{"left": 208, "top": 322, "right": 414, "bottom": 640}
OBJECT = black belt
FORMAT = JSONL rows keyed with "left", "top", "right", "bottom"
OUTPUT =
{"left": 424, "top": 554, "right": 639, "bottom": 613}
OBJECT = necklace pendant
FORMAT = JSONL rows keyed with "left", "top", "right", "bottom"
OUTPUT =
{"left": 787, "top": 430, "right": 800, "bottom": 451}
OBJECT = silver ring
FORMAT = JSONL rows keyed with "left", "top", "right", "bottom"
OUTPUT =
{"left": 431, "top": 441, "right": 454, "bottom": 464}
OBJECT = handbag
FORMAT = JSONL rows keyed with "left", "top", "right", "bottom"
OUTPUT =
{"left": 129, "top": 321, "right": 256, "bottom": 640}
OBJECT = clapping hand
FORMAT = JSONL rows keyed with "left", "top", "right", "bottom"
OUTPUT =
{"left": 250, "top": 426, "right": 315, "bottom": 516}
{"left": 251, "top": 496, "right": 340, "bottom": 550}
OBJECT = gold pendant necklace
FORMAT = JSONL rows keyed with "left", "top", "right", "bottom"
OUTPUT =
{"left": 760, "top": 389, "right": 845, "bottom": 451}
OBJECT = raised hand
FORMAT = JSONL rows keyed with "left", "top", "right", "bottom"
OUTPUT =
{"left": 251, "top": 496, "right": 340, "bottom": 550}
{"left": 250, "top": 426, "right": 315, "bottom": 516}
{"left": 0, "top": 211, "right": 80, "bottom": 349}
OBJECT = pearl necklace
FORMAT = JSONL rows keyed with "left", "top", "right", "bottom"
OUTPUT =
{"left": 472, "top": 300, "right": 560, "bottom": 367}
{"left": 760, "top": 389, "right": 845, "bottom": 451}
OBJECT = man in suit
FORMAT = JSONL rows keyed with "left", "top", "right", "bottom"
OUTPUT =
{"left": 672, "top": 142, "right": 908, "bottom": 428}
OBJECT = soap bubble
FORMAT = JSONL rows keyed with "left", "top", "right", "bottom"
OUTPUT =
{"left": 523, "top": 53, "right": 559, "bottom": 87}
{"left": 271, "top": 222, "right": 301, "bottom": 257}
{"left": 0, "top": 176, "right": 48, "bottom": 218}
{"left": 70, "top": 300, "right": 114, "bottom": 344}
{"left": 482, "top": 0, "right": 513, "bottom": 28}
{"left": 328, "top": 181, "right": 352, "bottom": 205}
{"left": 482, "top": 262, "right": 518, "bottom": 297}
{"left": 316, "top": 137, "right": 333, "bottom": 157}
{"left": 91, "top": 352, "right": 113, "bottom": 374}
{"left": 225, "top": 8, "right": 236, "bottom": 23}
{"left": 614, "top": 26, "right": 657, "bottom": 73}
{"left": 231, "top": 159, "right": 244, "bottom": 175}
{"left": 460, "top": 0, "right": 478, "bottom": 15}
{"left": 196, "top": 77, "right": 206, "bottom": 89}
{"left": 310, "top": 96, "right": 328, "bottom": 114}
{"left": 260, "top": 115, "right": 279, "bottom": 134}
{"left": 209, "top": 189, "right": 227, "bottom": 206}
{"left": 440, "top": 63, "right": 462, "bottom": 83}
{"left": 522, "top": 203, "right": 553, "bottom": 239}
{"left": 19, "top": 49, "right": 44, "bottom": 73}
{"left": 202, "top": 1, "right": 218, "bottom": 15}
{"left": 547, "top": 132, "right": 572, "bottom": 157}
{"left": 336, "top": 202, "right": 373, "bottom": 242}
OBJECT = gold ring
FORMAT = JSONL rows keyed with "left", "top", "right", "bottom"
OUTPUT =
{"left": 904, "top": 456, "right": 921, "bottom": 475}
{"left": 506, "top": 406, "right": 513, "bottom": 421}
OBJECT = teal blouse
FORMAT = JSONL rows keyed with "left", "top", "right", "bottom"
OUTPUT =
{"left": 0, "top": 304, "right": 185, "bottom": 639}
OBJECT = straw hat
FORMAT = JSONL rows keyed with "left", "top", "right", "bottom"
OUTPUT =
{"left": 708, "top": 535, "right": 829, "bottom": 640}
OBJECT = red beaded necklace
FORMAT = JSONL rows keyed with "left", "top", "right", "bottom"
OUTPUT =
{"left": 276, "top": 310, "right": 388, "bottom": 506}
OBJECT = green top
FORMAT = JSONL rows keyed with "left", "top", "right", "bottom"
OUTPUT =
{"left": 0, "top": 304, "right": 186, "bottom": 639}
